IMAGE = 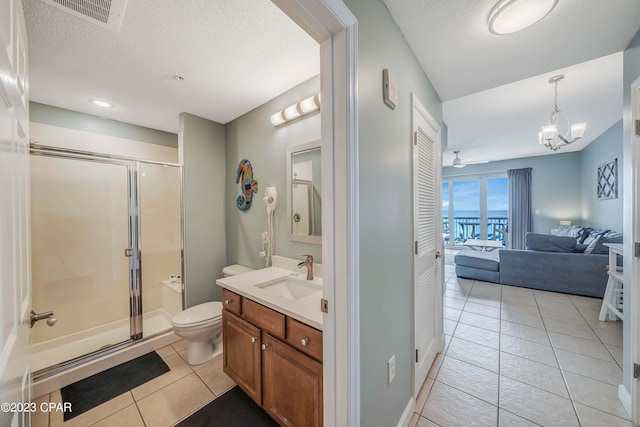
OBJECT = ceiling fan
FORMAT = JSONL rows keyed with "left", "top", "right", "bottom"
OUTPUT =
{"left": 451, "top": 150, "right": 488, "bottom": 168}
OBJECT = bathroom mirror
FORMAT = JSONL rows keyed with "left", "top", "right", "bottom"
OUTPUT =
{"left": 287, "top": 141, "right": 321, "bottom": 245}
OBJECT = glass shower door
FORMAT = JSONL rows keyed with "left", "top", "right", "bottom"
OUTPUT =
{"left": 30, "top": 155, "right": 133, "bottom": 371}
{"left": 138, "top": 162, "right": 183, "bottom": 338}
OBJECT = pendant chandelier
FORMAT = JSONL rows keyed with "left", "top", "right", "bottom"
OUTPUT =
{"left": 538, "top": 75, "right": 586, "bottom": 151}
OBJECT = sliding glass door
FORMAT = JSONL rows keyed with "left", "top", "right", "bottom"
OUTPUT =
{"left": 443, "top": 174, "right": 508, "bottom": 247}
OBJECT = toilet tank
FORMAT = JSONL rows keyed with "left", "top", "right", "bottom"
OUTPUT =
{"left": 222, "top": 264, "right": 254, "bottom": 277}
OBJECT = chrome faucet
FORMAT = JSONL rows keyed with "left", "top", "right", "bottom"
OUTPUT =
{"left": 297, "top": 255, "right": 314, "bottom": 280}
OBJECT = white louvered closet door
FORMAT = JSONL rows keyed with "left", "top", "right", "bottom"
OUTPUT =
{"left": 413, "top": 95, "right": 441, "bottom": 395}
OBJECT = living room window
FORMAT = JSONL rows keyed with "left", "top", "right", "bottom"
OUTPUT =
{"left": 442, "top": 174, "right": 508, "bottom": 247}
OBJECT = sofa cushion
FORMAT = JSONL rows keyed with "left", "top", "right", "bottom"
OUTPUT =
{"left": 525, "top": 233, "right": 576, "bottom": 253}
{"left": 591, "top": 235, "right": 623, "bottom": 255}
{"left": 454, "top": 250, "right": 500, "bottom": 272}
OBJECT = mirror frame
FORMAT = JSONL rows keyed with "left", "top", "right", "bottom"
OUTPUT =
{"left": 287, "top": 140, "right": 322, "bottom": 245}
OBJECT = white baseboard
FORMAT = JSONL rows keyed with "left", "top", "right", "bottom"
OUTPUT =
{"left": 396, "top": 396, "right": 416, "bottom": 427}
{"left": 618, "top": 384, "right": 631, "bottom": 419}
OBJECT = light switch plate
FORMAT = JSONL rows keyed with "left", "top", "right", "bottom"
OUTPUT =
{"left": 383, "top": 69, "right": 398, "bottom": 109}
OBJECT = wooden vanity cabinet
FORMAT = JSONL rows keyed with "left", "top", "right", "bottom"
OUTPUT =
{"left": 221, "top": 289, "right": 323, "bottom": 427}
{"left": 222, "top": 310, "right": 262, "bottom": 404}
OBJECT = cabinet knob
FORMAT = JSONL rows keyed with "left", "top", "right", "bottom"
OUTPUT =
{"left": 261, "top": 343, "right": 269, "bottom": 351}
{"left": 224, "top": 299, "right": 231, "bottom": 305}
{"left": 300, "top": 338, "right": 309, "bottom": 346}
{"left": 251, "top": 337, "right": 257, "bottom": 343}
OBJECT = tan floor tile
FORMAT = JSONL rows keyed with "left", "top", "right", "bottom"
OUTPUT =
{"left": 416, "top": 416, "right": 439, "bottom": 427}
{"left": 49, "top": 390, "right": 134, "bottom": 427}
{"left": 500, "top": 320, "right": 549, "bottom": 345}
{"left": 422, "top": 381, "right": 497, "bottom": 427}
{"left": 574, "top": 402, "right": 634, "bottom": 427}
{"left": 564, "top": 372, "right": 630, "bottom": 420}
{"left": 501, "top": 287, "right": 537, "bottom": 307}
{"left": 443, "top": 319, "right": 457, "bottom": 335}
{"left": 542, "top": 318, "right": 599, "bottom": 341}
{"left": 466, "top": 295, "right": 501, "bottom": 308}
{"left": 464, "top": 301, "right": 500, "bottom": 319}
{"left": 606, "top": 343, "right": 623, "bottom": 366}
{"left": 500, "top": 310, "right": 544, "bottom": 329}
{"left": 444, "top": 289, "right": 469, "bottom": 301}
{"left": 171, "top": 339, "right": 188, "bottom": 353}
{"left": 408, "top": 413, "right": 420, "bottom": 427}
{"left": 498, "top": 409, "right": 541, "bottom": 426}
{"left": 443, "top": 297, "right": 466, "bottom": 311}
{"left": 443, "top": 306, "right": 461, "bottom": 322}
{"left": 446, "top": 337, "right": 499, "bottom": 373}
{"left": 548, "top": 332, "right": 615, "bottom": 362}
{"left": 131, "top": 353, "right": 193, "bottom": 401}
{"left": 539, "top": 308, "right": 588, "bottom": 326}
{"left": 594, "top": 327, "right": 623, "bottom": 346}
{"left": 458, "top": 311, "right": 500, "bottom": 332}
{"left": 155, "top": 345, "right": 177, "bottom": 359}
{"left": 499, "top": 352, "right": 568, "bottom": 398}
{"left": 500, "top": 301, "right": 541, "bottom": 317}
{"left": 415, "top": 377, "right": 435, "bottom": 413}
{"left": 137, "top": 373, "right": 214, "bottom": 427}
{"left": 569, "top": 295, "right": 602, "bottom": 309}
{"left": 436, "top": 356, "right": 498, "bottom": 405}
{"left": 555, "top": 349, "right": 622, "bottom": 385}
{"left": 499, "top": 376, "right": 579, "bottom": 426}
{"left": 443, "top": 334, "right": 452, "bottom": 353}
{"left": 500, "top": 334, "right": 557, "bottom": 367}
{"left": 91, "top": 404, "right": 144, "bottom": 427}
{"left": 195, "top": 357, "right": 236, "bottom": 396}
{"left": 453, "top": 323, "right": 499, "bottom": 349}
{"left": 469, "top": 282, "right": 502, "bottom": 298}
{"left": 588, "top": 318, "right": 623, "bottom": 332}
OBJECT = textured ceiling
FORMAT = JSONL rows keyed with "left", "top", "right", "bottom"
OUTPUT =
{"left": 382, "top": 0, "right": 640, "bottom": 164}
{"left": 24, "top": 0, "right": 320, "bottom": 133}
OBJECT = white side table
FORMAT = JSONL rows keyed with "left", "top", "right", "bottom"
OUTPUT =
{"left": 599, "top": 243, "right": 623, "bottom": 321}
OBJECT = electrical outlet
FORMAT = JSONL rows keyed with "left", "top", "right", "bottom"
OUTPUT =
{"left": 388, "top": 355, "right": 396, "bottom": 385}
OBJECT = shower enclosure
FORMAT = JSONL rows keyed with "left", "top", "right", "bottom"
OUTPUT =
{"left": 29, "top": 144, "right": 184, "bottom": 380}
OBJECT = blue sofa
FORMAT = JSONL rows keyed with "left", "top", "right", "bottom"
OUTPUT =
{"left": 454, "top": 231, "right": 617, "bottom": 298}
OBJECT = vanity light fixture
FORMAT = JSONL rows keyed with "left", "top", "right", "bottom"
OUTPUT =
{"left": 271, "top": 93, "right": 321, "bottom": 127}
{"left": 90, "top": 99, "right": 113, "bottom": 108}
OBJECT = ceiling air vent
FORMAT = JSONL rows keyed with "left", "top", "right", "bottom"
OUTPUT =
{"left": 39, "top": 0, "right": 129, "bottom": 32}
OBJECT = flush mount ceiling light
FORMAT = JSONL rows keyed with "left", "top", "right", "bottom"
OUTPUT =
{"left": 90, "top": 99, "right": 113, "bottom": 108}
{"left": 271, "top": 93, "right": 321, "bottom": 127}
{"left": 538, "top": 75, "right": 586, "bottom": 151}
{"left": 488, "top": 0, "right": 558, "bottom": 35}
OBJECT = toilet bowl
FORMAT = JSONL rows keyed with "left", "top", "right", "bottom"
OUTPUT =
{"left": 172, "top": 264, "right": 254, "bottom": 365}
{"left": 172, "top": 301, "right": 223, "bottom": 365}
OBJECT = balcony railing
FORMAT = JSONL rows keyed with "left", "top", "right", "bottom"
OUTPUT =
{"left": 443, "top": 216, "right": 508, "bottom": 245}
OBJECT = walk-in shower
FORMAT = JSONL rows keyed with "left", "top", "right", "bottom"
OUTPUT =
{"left": 29, "top": 144, "right": 184, "bottom": 382}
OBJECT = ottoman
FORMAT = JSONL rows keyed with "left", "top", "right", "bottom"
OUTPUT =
{"left": 454, "top": 249, "right": 500, "bottom": 283}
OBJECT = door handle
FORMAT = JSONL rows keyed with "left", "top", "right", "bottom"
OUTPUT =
{"left": 435, "top": 251, "right": 442, "bottom": 259}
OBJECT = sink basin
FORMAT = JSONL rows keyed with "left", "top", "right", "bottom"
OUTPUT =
{"left": 255, "top": 276, "right": 322, "bottom": 300}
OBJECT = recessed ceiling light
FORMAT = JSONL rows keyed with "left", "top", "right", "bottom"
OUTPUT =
{"left": 488, "top": 0, "right": 558, "bottom": 35}
{"left": 90, "top": 99, "right": 113, "bottom": 108}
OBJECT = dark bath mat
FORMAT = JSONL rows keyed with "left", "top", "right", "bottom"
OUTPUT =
{"left": 176, "top": 386, "right": 279, "bottom": 427}
{"left": 60, "top": 351, "right": 169, "bottom": 421}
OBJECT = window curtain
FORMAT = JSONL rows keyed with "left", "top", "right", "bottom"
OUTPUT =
{"left": 507, "top": 168, "right": 532, "bottom": 250}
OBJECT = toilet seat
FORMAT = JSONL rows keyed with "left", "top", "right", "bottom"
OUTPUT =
{"left": 172, "top": 301, "right": 222, "bottom": 327}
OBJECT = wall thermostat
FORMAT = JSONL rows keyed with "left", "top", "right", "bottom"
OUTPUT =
{"left": 383, "top": 68, "right": 398, "bottom": 109}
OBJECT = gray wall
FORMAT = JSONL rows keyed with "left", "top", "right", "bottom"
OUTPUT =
{"left": 580, "top": 120, "right": 623, "bottom": 231}
{"left": 30, "top": 102, "right": 177, "bottom": 147}
{"left": 342, "top": 1, "right": 443, "bottom": 425}
{"left": 179, "top": 113, "right": 227, "bottom": 306}
{"left": 225, "top": 76, "right": 322, "bottom": 269}
{"left": 622, "top": 28, "right": 640, "bottom": 393}
{"left": 444, "top": 152, "right": 583, "bottom": 233}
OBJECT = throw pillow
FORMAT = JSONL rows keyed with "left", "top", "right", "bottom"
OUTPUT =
{"left": 555, "top": 225, "right": 582, "bottom": 238}
{"left": 577, "top": 227, "right": 593, "bottom": 244}
{"left": 526, "top": 233, "right": 577, "bottom": 253}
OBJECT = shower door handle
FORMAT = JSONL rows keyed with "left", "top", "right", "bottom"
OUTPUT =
{"left": 124, "top": 248, "right": 133, "bottom": 257}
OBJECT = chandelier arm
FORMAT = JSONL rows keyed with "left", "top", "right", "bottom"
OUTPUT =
{"left": 556, "top": 133, "right": 573, "bottom": 145}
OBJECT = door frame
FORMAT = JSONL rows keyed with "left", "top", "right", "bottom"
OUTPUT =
{"left": 271, "top": 1, "right": 359, "bottom": 425}
{"left": 629, "top": 76, "right": 640, "bottom": 423}
{"left": 411, "top": 93, "right": 443, "bottom": 396}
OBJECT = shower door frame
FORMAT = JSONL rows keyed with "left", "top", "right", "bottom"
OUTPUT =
{"left": 30, "top": 143, "right": 185, "bottom": 381}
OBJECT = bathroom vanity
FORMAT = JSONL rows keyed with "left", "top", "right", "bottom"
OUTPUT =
{"left": 216, "top": 267, "right": 323, "bottom": 427}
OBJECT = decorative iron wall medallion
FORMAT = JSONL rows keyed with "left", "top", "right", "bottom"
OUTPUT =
{"left": 597, "top": 158, "right": 617, "bottom": 200}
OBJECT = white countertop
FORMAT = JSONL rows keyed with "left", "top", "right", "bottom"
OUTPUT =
{"left": 216, "top": 266, "right": 323, "bottom": 331}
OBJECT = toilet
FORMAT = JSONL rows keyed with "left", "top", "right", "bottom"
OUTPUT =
{"left": 172, "top": 264, "right": 254, "bottom": 365}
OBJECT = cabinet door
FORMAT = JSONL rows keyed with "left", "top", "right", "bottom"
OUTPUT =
{"left": 223, "top": 311, "right": 262, "bottom": 404}
{"left": 262, "top": 333, "right": 323, "bottom": 427}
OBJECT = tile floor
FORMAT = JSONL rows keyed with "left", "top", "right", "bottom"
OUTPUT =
{"left": 410, "top": 262, "right": 630, "bottom": 427}
{"left": 33, "top": 340, "right": 236, "bottom": 427}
